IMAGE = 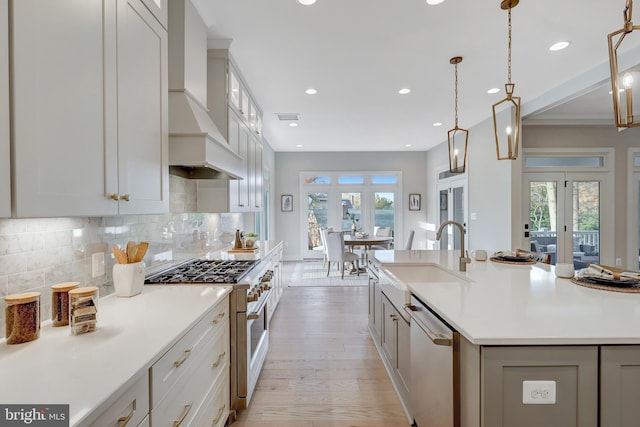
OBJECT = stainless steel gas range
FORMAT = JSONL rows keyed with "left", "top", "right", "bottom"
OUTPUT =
{"left": 145, "top": 257, "right": 273, "bottom": 421}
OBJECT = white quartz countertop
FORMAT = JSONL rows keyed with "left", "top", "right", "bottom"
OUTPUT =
{"left": 0, "top": 285, "right": 232, "bottom": 426}
{"left": 374, "top": 250, "right": 640, "bottom": 345}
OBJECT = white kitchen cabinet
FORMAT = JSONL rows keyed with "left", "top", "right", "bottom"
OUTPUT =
{"left": 150, "top": 296, "right": 230, "bottom": 426}
{"left": 381, "top": 295, "right": 410, "bottom": 407}
{"left": 91, "top": 372, "right": 149, "bottom": 427}
{"left": 116, "top": 0, "right": 169, "bottom": 215}
{"left": 10, "top": 0, "right": 167, "bottom": 217}
{"left": 198, "top": 50, "right": 263, "bottom": 214}
{"left": 140, "top": 0, "right": 167, "bottom": 29}
{"left": 0, "top": 0, "right": 8, "bottom": 218}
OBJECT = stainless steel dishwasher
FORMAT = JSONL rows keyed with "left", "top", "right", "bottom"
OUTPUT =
{"left": 406, "top": 295, "right": 460, "bottom": 427}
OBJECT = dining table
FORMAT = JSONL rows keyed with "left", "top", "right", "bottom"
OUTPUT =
{"left": 343, "top": 234, "right": 394, "bottom": 272}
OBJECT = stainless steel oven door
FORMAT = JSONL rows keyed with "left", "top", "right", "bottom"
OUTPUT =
{"left": 244, "top": 289, "right": 270, "bottom": 406}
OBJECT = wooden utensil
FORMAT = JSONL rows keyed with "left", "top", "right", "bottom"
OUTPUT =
{"left": 134, "top": 242, "right": 148, "bottom": 263}
{"left": 112, "top": 245, "right": 128, "bottom": 264}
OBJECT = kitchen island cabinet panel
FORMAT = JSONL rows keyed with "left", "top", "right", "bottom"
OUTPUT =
{"left": 482, "top": 346, "right": 598, "bottom": 427}
{"left": 0, "top": 0, "right": 8, "bottom": 218}
{"left": 10, "top": 0, "right": 168, "bottom": 217}
{"left": 91, "top": 371, "right": 149, "bottom": 427}
{"left": 600, "top": 345, "right": 640, "bottom": 427}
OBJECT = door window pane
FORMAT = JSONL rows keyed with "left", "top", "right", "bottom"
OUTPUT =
{"left": 452, "top": 187, "right": 464, "bottom": 250}
{"left": 439, "top": 189, "right": 449, "bottom": 249}
{"left": 341, "top": 192, "right": 361, "bottom": 231}
{"left": 372, "top": 175, "right": 397, "bottom": 184}
{"left": 307, "top": 192, "right": 328, "bottom": 251}
{"left": 304, "top": 176, "right": 330, "bottom": 184}
{"left": 338, "top": 176, "right": 364, "bottom": 185}
{"left": 374, "top": 192, "right": 394, "bottom": 231}
{"left": 572, "top": 181, "right": 600, "bottom": 268}
{"left": 529, "top": 181, "right": 558, "bottom": 265}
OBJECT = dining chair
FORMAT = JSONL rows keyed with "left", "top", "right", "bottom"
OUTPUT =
{"left": 318, "top": 227, "right": 332, "bottom": 267}
{"left": 371, "top": 226, "right": 393, "bottom": 250}
{"left": 404, "top": 230, "right": 415, "bottom": 250}
{"left": 325, "top": 231, "right": 360, "bottom": 279}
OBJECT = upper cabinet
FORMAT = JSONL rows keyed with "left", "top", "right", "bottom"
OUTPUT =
{"left": 10, "top": 0, "right": 168, "bottom": 217}
{"left": 140, "top": 0, "right": 167, "bottom": 29}
{"left": 0, "top": 0, "right": 9, "bottom": 218}
{"left": 198, "top": 49, "right": 264, "bottom": 213}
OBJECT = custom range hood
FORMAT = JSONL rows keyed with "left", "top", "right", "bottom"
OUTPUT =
{"left": 168, "top": 0, "right": 243, "bottom": 180}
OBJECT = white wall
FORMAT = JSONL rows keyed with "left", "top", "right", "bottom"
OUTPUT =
{"left": 426, "top": 118, "right": 514, "bottom": 254}
{"left": 274, "top": 151, "right": 428, "bottom": 260}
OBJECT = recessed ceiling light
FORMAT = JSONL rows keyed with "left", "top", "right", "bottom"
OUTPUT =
{"left": 433, "top": 122, "right": 443, "bottom": 127}
{"left": 305, "top": 88, "right": 317, "bottom": 95}
{"left": 398, "top": 88, "right": 411, "bottom": 95}
{"left": 549, "top": 41, "right": 570, "bottom": 51}
{"left": 487, "top": 87, "right": 500, "bottom": 94}
{"left": 296, "top": 144, "right": 303, "bottom": 148}
{"left": 297, "top": 0, "right": 316, "bottom": 5}
{"left": 426, "top": 0, "right": 446, "bottom": 4}
{"left": 289, "top": 123, "right": 298, "bottom": 127}
{"left": 405, "top": 144, "right": 412, "bottom": 147}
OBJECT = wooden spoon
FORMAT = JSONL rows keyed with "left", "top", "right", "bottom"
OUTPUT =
{"left": 112, "top": 245, "right": 128, "bottom": 264}
{"left": 134, "top": 242, "right": 149, "bottom": 263}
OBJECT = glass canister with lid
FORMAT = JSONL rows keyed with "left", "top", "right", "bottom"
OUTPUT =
{"left": 69, "top": 286, "right": 99, "bottom": 335}
{"left": 5, "top": 292, "right": 41, "bottom": 345}
{"left": 51, "top": 282, "right": 79, "bottom": 327}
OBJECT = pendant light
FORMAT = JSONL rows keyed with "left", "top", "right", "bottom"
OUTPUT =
{"left": 492, "top": 0, "right": 521, "bottom": 161}
{"left": 447, "top": 56, "right": 469, "bottom": 174}
{"left": 608, "top": 0, "right": 640, "bottom": 128}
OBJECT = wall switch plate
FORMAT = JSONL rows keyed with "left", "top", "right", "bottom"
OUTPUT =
{"left": 522, "top": 380, "right": 556, "bottom": 404}
{"left": 616, "top": 258, "right": 622, "bottom": 266}
{"left": 92, "top": 252, "right": 105, "bottom": 278}
{"left": 470, "top": 212, "right": 477, "bottom": 220}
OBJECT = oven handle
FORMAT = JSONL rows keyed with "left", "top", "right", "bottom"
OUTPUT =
{"left": 247, "top": 289, "right": 271, "bottom": 320}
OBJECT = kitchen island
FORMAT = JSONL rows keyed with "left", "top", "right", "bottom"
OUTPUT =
{"left": 369, "top": 250, "right": 640, "bottom": 427}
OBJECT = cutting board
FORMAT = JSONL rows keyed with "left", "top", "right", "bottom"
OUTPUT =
{"left": 228, "top": 247, "right": 259, "bottom": 253}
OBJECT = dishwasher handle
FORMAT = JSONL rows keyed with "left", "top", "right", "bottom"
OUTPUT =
{"left": 405, "top": 304, "right": 453, "bottom": 347}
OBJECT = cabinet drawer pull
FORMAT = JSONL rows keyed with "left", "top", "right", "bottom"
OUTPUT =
{"left": 116, "top": 399, "right": 136, "bottom": 427}
{"left": 390, "top": 314, "right": 398, "bottom": 321}
{"left": 173, "top": 402, "right": 193, "bottom": 427}
{"left": 173, "top": 349, "right": 192, "bottom": 367}
{"left": 120, "top": 194, "right": 130, "bottom": 202}
{"left": 109, "top": 193, "right": 119, "bottom": 201}
{"left": 212, "top": 404, "right": 226, "bottom": 425}
{"left": 211, "top": 311, "right": 226, "bottom": 325}
{"left": 212, "top": 351, "right": 226, "bottom": 368}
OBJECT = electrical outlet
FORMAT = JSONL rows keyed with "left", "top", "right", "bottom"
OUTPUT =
{"left": 522, "top": 380, "right": 556, "bottom": 404}
{"left": 470, "top": 212, "right": 477, "bottom": 220}
{"left": 92, "top": 252, "right": 105, "bottom": 278}
{"left": 616, "top": 258, "right": 622, "bottom": 266}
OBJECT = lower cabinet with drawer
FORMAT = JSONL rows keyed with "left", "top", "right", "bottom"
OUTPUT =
{"left": 150, "top": 295, "right": 230, "bottom": 426}
{"left": 91, "top": 372, "right": 150, "bottom": 427}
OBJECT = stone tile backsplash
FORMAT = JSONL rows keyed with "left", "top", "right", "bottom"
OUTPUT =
{"left": 0, "top": 175, "right": 245, "bottom": 339}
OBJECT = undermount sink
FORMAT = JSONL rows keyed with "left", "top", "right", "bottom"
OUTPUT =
{"left": 379, "top": 265, "right": 469, "bottom": 320}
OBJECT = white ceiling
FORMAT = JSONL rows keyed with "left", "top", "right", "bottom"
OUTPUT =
{"left": 191, "top": 0, "right": 637, "bottom": 152}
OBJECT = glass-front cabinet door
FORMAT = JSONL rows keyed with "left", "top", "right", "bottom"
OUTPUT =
{"left": 229, "top": 68, "right": 240, "bottom": 111}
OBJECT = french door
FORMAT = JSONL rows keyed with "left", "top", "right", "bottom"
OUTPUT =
{"left": 437, "top": 176, "right": 466, "bottom": 250}
{"left": 524, "top": 172, "right": 611, "bottom": 267}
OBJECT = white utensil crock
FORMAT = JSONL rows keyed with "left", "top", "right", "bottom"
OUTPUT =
{"left": 112, "top": 261, "right": 145, "bottom": 297}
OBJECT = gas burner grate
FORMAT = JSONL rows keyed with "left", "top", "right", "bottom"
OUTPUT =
{"left": 145, "top": 259, "right": 259, "bottom": 284}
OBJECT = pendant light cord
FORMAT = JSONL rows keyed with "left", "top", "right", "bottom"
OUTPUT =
{"left": 507, "top": 7, "right": 512, "bottom": 85}
{"left": 454, "top": 62, "right": 459, "bottom": 127}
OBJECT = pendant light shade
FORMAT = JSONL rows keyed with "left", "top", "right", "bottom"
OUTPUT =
{"left": 608, "top": 0, "right": 640, "bottom": 128}
{"left": 492, "top": 0, "right": 521, "bottom": 161}
{"left": 447, "top": 56, "right": 469, "bottom": 174}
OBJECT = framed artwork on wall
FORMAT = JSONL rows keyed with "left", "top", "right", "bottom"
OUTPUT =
{"left": 281, "top": 194, "right": 293, "bottom": 212}
{"left": 409, "top": 193, "right": 421, "bottom": 211}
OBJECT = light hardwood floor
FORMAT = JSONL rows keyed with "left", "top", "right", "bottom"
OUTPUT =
{"left": 232, "top": 262, "right": 411, "bottom": 427}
